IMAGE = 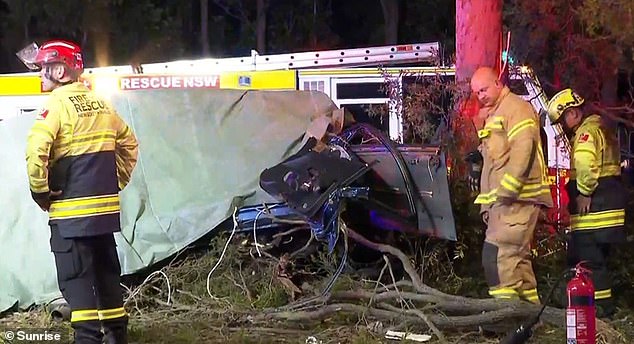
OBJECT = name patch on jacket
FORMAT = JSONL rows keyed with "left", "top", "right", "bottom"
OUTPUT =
{"left": 68, "top": 95, "right": 109, "bottom": 117}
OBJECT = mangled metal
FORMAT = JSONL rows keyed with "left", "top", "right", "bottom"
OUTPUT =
{"left": 250, "top": 114, "right": 457, "bottom": 252}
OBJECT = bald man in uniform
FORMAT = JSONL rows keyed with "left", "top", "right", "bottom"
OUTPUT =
{"left": 468, "top": 67, "right": 553, "bottom": 303}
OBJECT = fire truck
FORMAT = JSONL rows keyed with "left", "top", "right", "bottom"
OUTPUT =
{"left": 0, "top": 40, "right": 605, "bottom": 228}
{"left": 0, "top": 41, "right": 567, "bottom": 147}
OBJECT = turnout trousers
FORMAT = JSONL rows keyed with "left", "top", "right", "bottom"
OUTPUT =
{"left": 566, "top": 178, "right": 626, "bottom": 318}
{"left": 482, "top": 202, "right": 541, "bottom": 304}
{"left": 50, "top": 225, "right": 128, "bottom": 344}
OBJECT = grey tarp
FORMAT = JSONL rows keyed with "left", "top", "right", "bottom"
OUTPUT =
{"left": 0, "top": 88, "right": 338, "bottom": 313}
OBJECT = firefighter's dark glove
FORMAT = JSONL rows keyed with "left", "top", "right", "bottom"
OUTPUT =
{"left": 31, "top": 190, "right": 63, "bottom": 212}
{"left": 464, "top": 150, "right": 483, "bottom": 193}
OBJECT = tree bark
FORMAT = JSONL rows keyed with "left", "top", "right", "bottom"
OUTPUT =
{"left": 200, "top": 0, "right": 210, "bottom": 56}
{"left": 453, "top": 0, "right": 503, "bottom": 162}
{"left": 256, "top": 0, "right": 267, "bottom": 53}
{"left": 455, "top": 0, "right": 503, "bottom": 83}
{"left": 84, "top": 0, "right": 111, "bottom": 67}
{"left": 601, "top": 69, "right": 619, "bottom": 106}
{"left": 380, "top": 0, "right": 399, "bottom": 45}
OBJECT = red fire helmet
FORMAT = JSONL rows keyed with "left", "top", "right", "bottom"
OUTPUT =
{"left": 16, "top": 40, "right": 84, "bottom": 73}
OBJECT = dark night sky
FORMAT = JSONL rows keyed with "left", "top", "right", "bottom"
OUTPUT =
{"left": 0, "top": 0, "right": 455, "bottom": 73}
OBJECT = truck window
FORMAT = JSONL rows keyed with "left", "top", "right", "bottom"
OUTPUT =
{"left": 402, "top": 74, "right": 454, "bottom": 105}
{"left": 401, "top": 75, "right": 452, "bottom": 142}
{"left": 302, "top": 80, "right": 325, "bottom": 93}
{"left": 403, "top": 74, "right": 453, "bottom": 91}
{"left": 336, "top": 82, "right": 386, "bottom": 99}
{"left": 341, "top": 103, "right": 389, "bottom": 133}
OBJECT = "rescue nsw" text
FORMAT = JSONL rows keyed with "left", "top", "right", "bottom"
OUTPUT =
{"left": 119, "top": 75, "right": 220, "bottom": 90}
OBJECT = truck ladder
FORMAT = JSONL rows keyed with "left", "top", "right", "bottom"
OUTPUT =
{"left": 81, "top": 41, "right": 441, "bottom": 75}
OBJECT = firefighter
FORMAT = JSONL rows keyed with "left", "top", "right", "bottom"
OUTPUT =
{"left": 546, "top": 88, "right": 625, "bottom": 318}
{"left": 468, "top": 67, "right": 553, "bottom": 304}
{"left": 18, "top": 40, "right": 138, "bottom": 343}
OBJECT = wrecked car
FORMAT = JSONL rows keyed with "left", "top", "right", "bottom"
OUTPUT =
{"left": 238, "top": 111, "right": 457, "bottom": 265}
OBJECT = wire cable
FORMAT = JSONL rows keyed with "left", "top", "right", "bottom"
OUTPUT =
{"left": 206, "top": 206, "right": 238, "bottom": 298}
{"left": 124, "top": 270, "right": 172, "bottom": 306}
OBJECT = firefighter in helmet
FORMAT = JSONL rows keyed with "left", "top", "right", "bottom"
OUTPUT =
{"left": 18, "top": 40, "right": 138, "bottom": 343}
{"left": 546, "top": 88, "right": 625, "bottom": 318}
{"left": 468, "top": 67, "right": 553, "bottom": 304}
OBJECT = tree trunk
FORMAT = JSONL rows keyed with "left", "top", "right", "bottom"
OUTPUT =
{"left": 200, "top": 0, "right": 210, "bottom": 56}
{"left": 380, "top": 0, "right": 399, "bottom": 45}
{"left": 453, "top": 0, "right": 503, "bottom": 172}
{"left": 21, "top": 1, "right": 28, "bottom": 43}
{"left": 83, "top": 0, "right": 111, "bottom": 67}
{"left": 180, "top": 1, "right": 195, "bottom": 54}
{"left": 455, "top": 0, "right": 502, "bottom": 83}
{"left": 601, "top": 69, "right": 619, "bottom": 106}
{"left": 256, "top": 0, "right": 267, "bottom": 53}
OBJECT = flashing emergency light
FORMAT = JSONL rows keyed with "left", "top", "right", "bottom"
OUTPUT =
{"left": 502, "top": 51, "right": 515, "bottom": 65}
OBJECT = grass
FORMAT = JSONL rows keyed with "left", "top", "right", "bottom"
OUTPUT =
{"left": 2, "top": 219, "right": 634, "bottom": 344}
{"left": 0, "top": 309, "right": 613, "bottom": 344}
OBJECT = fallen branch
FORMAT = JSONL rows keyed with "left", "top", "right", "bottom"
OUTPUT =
{"left": 258, "top": 301, "right": 530, "bottom": 329}
{"left": 344, "top": 224, "right": 452, "bottom": 299}
{"left": 175, "top": 289, "right": 202, "bottom": 302}
{"left": 289, "top": 232, "right": 315, "bottom": 259}
{"left": 272, "top": 226, "right": 310, "bottom": 239}
{"left": 256, "top": 303, "right": 416, "bottom": 323}
{"left": 251, "top": 222, "right": 627, "bottom": 343}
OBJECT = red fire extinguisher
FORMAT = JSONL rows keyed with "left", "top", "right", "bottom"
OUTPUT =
{"left": 566, "top": 262, "right": 596, "bottom": 344}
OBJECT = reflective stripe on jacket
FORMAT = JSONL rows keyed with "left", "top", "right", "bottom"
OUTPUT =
{"left": 568, "top": 115, "right": 625, "bottom": 235}
{"left": 475, "top": 86, "right": 553, "bottom": 209}
{"left": 26, "top": 82, "right": 138, "bottom": 237}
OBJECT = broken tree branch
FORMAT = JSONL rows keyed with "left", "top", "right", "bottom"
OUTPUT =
{"left": 343, "top": 223, "right": 450, "bottom": 298}
{"left": 241, "top": 219, "right": 627, "bottom": 342}
{"left": 289, "top": 232, "right": 315, "bottom": 259}
{"left": 272, "top": 226, "right": 309, "bottom": 239}
{"left": 367, "top": 257, "right": 389, "bottom": 307}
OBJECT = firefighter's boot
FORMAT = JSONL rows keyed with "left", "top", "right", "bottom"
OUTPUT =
{"left": 103, "top": 318, "right": 128, "bottom": 344}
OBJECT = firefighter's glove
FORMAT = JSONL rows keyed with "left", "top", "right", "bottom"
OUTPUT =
{"left": 464, "top": 150, "right": 483, "bottom": 193}
{"left": 31, "top": 190, "right": 63, "bottom": 212}
{"left": 576, "top": 194, "right": 592, "bottom": 216}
